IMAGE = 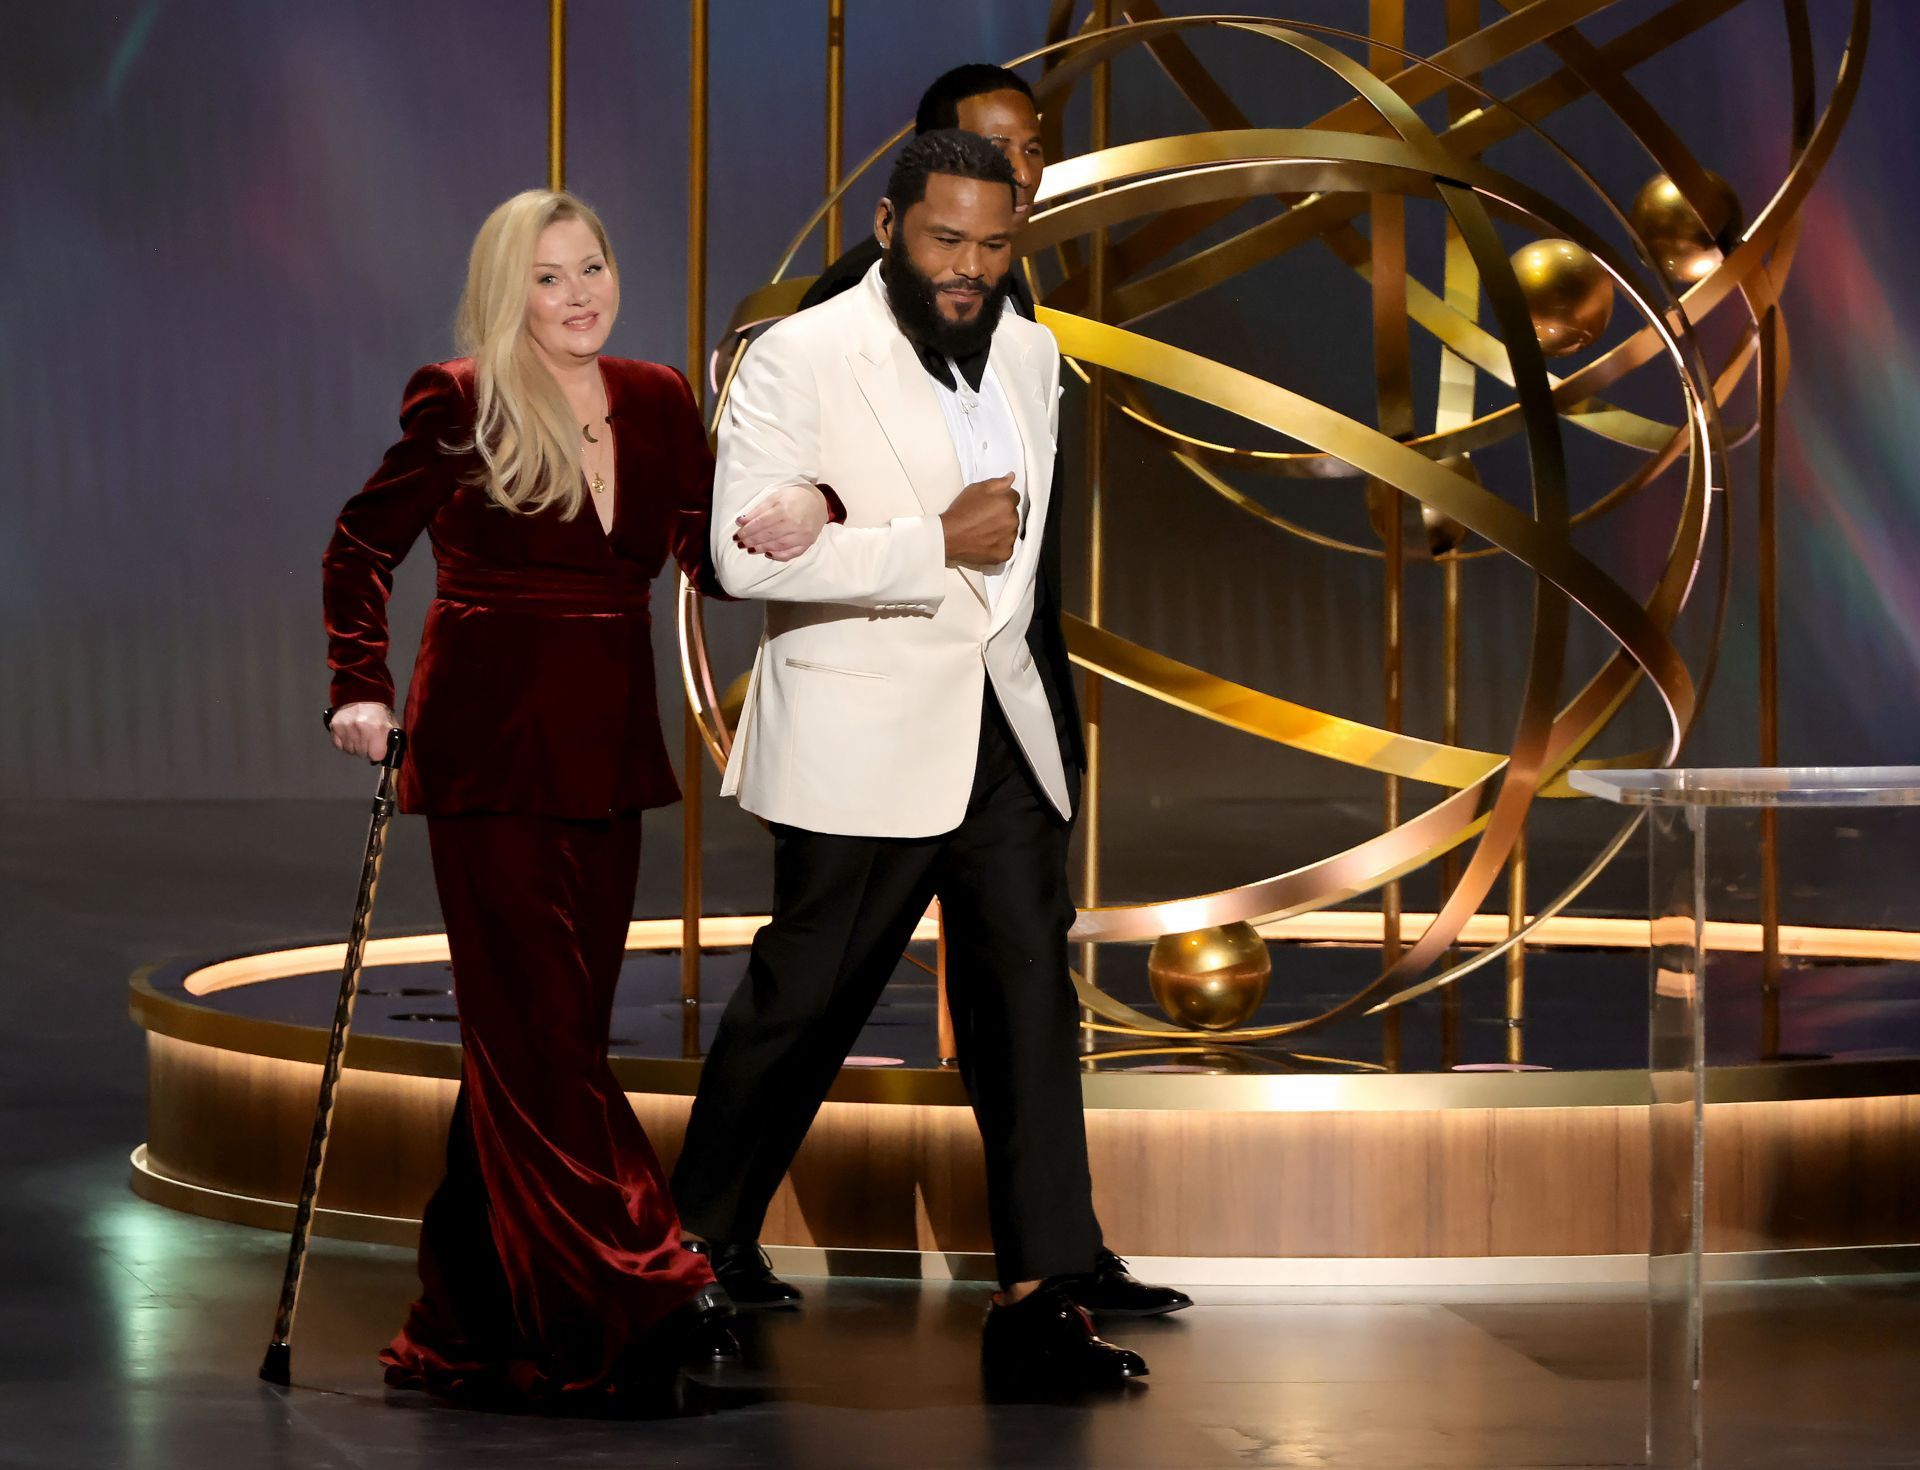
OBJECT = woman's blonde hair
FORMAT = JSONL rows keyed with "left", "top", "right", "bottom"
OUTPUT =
{"left": 454, "top": 189, "right": 617, "bottom": 519}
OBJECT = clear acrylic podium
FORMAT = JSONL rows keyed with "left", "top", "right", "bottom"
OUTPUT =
{"left": 1569, "top": 766, "right": 1920, "bottom": 1469}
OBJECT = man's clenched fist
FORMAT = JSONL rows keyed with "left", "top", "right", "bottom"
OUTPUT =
{"left": 940, "top": 472, "right": 1020, "bottom": 568}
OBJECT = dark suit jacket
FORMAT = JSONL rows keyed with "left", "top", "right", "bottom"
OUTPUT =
{"left": 322, "top": 357, "right": 724, "bottom": 818}
{"left": 799, "top": 241, "right": 1086, "bottom": 774}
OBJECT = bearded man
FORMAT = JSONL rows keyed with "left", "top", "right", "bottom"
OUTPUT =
{"left": 669, "top": 130, "right": 1160, "bottom": 1390}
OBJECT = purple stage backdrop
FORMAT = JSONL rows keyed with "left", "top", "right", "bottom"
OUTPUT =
{"left": 1, "top": 1, "right": 1913, "bottom": 819}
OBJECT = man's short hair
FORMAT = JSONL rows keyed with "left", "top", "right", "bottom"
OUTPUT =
{"left": 914, "top": 63, "right": 1035, "bottom": 135}
{"left": 884, "top": 129, "right": 1018, "bottom": 215}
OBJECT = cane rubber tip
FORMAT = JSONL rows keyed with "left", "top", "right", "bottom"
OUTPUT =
{"left": 260, "top": 1342, "right": 291, "bottom": 1386}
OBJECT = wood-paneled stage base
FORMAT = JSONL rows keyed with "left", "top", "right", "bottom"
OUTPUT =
{"left": 129, "top": 918, "right": 1920, "bottom": 1285}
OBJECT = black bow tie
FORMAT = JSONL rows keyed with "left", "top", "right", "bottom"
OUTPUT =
{"left": 914, "top": 341, "right": 990, "bottom": 393}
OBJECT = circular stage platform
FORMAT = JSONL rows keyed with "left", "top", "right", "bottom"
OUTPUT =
{"left": 130, "top": 913, "right": 1920, "bottom": 1284}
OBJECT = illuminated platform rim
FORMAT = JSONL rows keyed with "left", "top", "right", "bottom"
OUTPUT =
{"left": 133, "top": 911, "right": 1920, "bottom": 1110}
{"left": 119, "top": 1147, "right": 1920, "bottom": 1290}
{"left": 130, "top": 913, "right": 1920, "bottom": 1284}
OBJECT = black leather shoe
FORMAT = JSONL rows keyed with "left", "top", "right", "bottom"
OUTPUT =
{"left": 981, "top": 1282, "right": 1148, "bottom": 1392}
{"left": 603, "top": 1286, "right": 736, "bottom": 1415}
{"left": 626, "top": 1283, "right": 740, "bottom": 1372}
{"left": 1056, "top": 1248, "right": 1193, "bottom": 1318}
{"left": 683, "top": 1238, "right": 803, "bottom": 1311}
{"left": 679, "top": 1284, "right": 743, "bottom": 1362}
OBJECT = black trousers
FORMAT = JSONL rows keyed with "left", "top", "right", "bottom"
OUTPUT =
{"left": 672, "top": 698, "right": 1103, "bottom": 1286}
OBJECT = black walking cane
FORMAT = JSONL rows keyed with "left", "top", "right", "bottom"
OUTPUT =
{"left": 260, "top": 719, "right": 406, "bottom": 1387}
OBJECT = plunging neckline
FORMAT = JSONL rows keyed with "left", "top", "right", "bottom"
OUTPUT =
{"left": 587, "top": 358, "right": 618, "bottom": 543}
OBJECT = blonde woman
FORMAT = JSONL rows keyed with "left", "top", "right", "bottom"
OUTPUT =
{"left": 321, "top": 189, "right": 830, "bottom": 1409}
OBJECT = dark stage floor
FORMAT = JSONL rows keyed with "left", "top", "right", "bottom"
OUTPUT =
{"left": 11, "top": 1163, "right": 1920, "bottom": 1470}
{"left": 8, "top": 798, "right": 1920, "bottom": 1468}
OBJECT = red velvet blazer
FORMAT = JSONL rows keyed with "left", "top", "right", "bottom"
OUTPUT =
{"left": 323, "top": 356, "right": 724, "bottom": 818}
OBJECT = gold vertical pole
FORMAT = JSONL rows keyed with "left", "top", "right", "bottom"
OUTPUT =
{"left": 1078, "top": 0, "right": 1112, "bottom": 1028}
{"left": 1440, "top": 554, "right": 1463, "bottom": 1067}
{"left": 1381, "top": 505, "right": 1405, "bottom": 1074}
{"left": 680, "top": 0, "right": 710, "bottom": 1050}
{"left": 1758, "top": 306, "right": 1783, "bottom": 1058}
{"left": 1506, "top": 830, "right": 1528, "bottom": 1066}
{"left": 546, "top": 0, "right": 566, "bottom": 191}
{"left": 1437, "top": 0, "right": 1479, "bottom": 1071}
{"left": 823, "top": 0, "right": 846, "bottom": 262}
{"left": 1370, "top": 0, "right": 1410, "bottom": 1072}
{"left": 935, "top": 904, "right": 958, "bottom": 1067}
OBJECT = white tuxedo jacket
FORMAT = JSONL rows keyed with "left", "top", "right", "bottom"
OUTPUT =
{"left": 712, "top": 263, "right": 1070, "bottom": 839}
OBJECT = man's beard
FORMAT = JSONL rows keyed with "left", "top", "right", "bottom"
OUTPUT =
{"left": 881, "top": 238, "right": 1011, "bottom": 361}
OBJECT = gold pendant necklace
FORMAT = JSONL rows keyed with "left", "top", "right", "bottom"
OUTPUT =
{"left": 583, "top": 406, "right": 610, "bottom": 494}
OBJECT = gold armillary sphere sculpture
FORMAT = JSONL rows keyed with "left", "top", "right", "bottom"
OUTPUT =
{"left": 681, "top": 3, "right": 1869, "bottom": 1048}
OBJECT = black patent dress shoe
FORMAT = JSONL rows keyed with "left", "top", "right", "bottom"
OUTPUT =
{"left": 602, "top": 1286, "right": 737, "bottom": 1416}
{"left": 981, "top": 1282, "right": 1148, "bottom": 1392}
{"left": 1055, "top": 1248, "right": 1193, "bottom": 1318}
{"left": 677, "top": 1284, "right": 743, "bottom": 1362}
{"left": 683, "top": 1238, "right": 804, "bottom": 1311}
{"left": 625, "top": 1283, "right": 740, "bottom": 1372}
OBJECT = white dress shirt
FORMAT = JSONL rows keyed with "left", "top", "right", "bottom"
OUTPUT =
{"left": 931, "top": 357, "right": 1025, "bottom": 611}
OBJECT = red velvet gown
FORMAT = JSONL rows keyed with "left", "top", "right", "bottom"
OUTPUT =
{"left": 322, "top": 356, "right": 719, "bottom": 1404}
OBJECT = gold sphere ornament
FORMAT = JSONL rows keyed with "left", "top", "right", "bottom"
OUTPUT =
{"left": 1424, "top": 458, "right": 1474, "bottom": 555}
{"left": 1630, "top": 170, "right": 1742, "bottom": 286}
{"left": 1510, "top": 239, "right": 1615, "bottom": 357}
{"left": 1365, "top": 460, "right": 1472, "bottom": 556}
{"left": 719, "top": 670, "right": 753, "bottom": 731}
{"left": 1147, "top": 923, "right": 1273, "bottom": 1031}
